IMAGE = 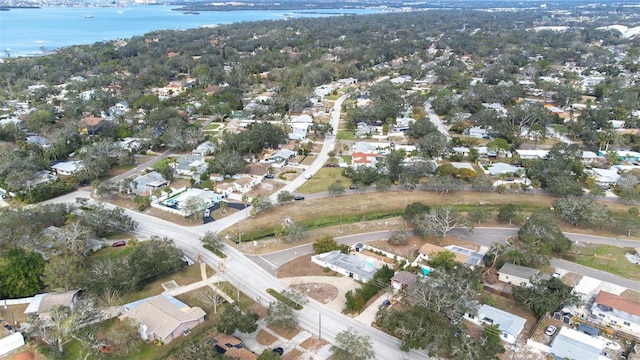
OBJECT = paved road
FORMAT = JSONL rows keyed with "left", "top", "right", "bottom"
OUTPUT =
{"left": 424, "top": 101, "right": 450, "bottom": 140}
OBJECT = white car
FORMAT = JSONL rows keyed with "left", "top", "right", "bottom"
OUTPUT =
{"left": 545, "top": 325, "right": 557, "bottom": 336}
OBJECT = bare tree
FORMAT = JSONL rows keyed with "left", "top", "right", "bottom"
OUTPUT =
{"left": 413, "top": 206, "right": 471, "bottom": 239}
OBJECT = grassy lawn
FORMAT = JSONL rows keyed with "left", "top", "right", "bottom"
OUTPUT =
{"left": 325, "top": 94, "right": 340, "bottom": 101}
{"left": 337, "top": 130, "right": 355, "bottom": 140}
{"left": 121, "top": 264, "right": 204, "bottom": 304}
{"left": 341, "top": 155, "right": 352, "bottom": 164}
{"left": 564, "top": 244, "right": 639, "bottom": 281}
{"left": 204, "top": 123, "right": 221, "bottom": 131}
{"left": 551, "top": 124, "right": 568, "bottom": 134}
{"left": 296, "top": 168, "right": 347, "bottom": 193}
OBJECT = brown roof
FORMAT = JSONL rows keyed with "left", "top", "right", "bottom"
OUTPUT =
{"left": 391, "top": 271, "right": 417, "bottom": 287}
{"left": 245, "top": 162, "right": 269, "bottom": 176}
{"left": 595, "top": 291, "right": 640, "bottom": 317}
{"left": 82, "top": 116, "right": 104, "bottom": 127}
{"left": 418, "top": 243, "right": 469, "bottom": 264}
{"left": 212, "top": 334, "right": 257, "bottom": 360}
{"left": 119, "top": 295, "right": 206, "bottom": 341}
{"left": 37, "top": 290, "right": 80, "bottom": 313}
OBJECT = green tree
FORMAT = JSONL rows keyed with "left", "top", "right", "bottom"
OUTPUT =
{"left": 266, "top": 300, "right": 298, "bottom": 331}
{"left": 516, "top": 212, "right": 571, "bottom": 266}
{"left": 513, "top": 276, "right": 582, "bottom": 319}
{"left": 497, "top": 204, "right": 521, "bottom": 225}
{"left": 552, "top": 196, "right": 612, "bottom": 227}
{"left": 468, "top": 205, "right": 492, "bottom": 224}
{"left": 277, "top": 190, "right": 295, "bottom": 205}
{"left": 328, "top": 181, "right": 346, "bottom": 197}
{"left": 257, "top": 349, "right": 281, "bottom": 360}
{"left": 429, "top": 250, "right": 458, "bottom": 271}
{"left": 0, "top": 248, "right": 45, "bottom": 298}
{"left": 331, "top": 328, "right": 375, "bottom": 360}
{"left": 216, "top": 305, "right": 259, "bottom": 335}
{"left": 619, "top": 207, "right": 640, "bottom": 237}
{"left": 200, "top": 231, "right": 225, "bottom": 253}
{"left": 313, "top": 235, "right": 347, "bottom": 254}
{"left": 42, "top": 254, "right": 83, "bottom": 291}
{"left": 403, "top": 202, "right": 431, "bottom": 224}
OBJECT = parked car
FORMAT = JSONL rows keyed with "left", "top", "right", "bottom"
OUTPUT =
{"left": 264, "top": 173, "right": 275, "bottom": 179}
{"left": 294, "top": 196, "right": 305, "bottom": 201}
{"left": 112, "top": 240, "right": 126, "bottom": 247}
{"left": 545, "top": 325, "right": 557, "bottom": 336}
{"left": 272, "top": 347, "right": 284, "bottom": 356}
{"left": 349, "top": 184, "right": 358, "bottom": 190}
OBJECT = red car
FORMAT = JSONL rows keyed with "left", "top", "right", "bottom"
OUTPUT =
{"left": 112, "top": 240, "right": 126, "bottom": 247}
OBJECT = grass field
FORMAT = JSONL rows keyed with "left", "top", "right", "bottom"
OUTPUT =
{"left": 337, "top": 130, "right": 355, "bottom": 140}
{"left": 296, "top": 168, "right": 347, "bottom": 193}
{"left": 564, "top": 244, "right": 640, "bottom": 281}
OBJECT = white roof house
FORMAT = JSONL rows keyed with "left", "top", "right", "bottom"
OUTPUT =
{"left": 51, "top": 161, "right": 84, "bottom": 176}
{"left": 487, "top": 163, "right": 520, "bottom": 176}
{"left": 550, "top": 326, "right": 608, "bottom": 360}
{"left": 450, "top": 162, "right": 476, "bottom": 172}
{"left": 588, "top": 168, "right": 620, "bottom": 186}
{"left": 192, "top": 141, "right": 216, "bottom": 156}
{"left": 515, "top": 149, "right": 549, "bottom": 159}
{"left": 464, "top": 304, "right": 527, "bottom": 344}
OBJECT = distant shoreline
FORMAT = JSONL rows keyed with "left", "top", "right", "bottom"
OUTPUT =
{"left": 0, "top": 6, "right": 40, "bottom": 10}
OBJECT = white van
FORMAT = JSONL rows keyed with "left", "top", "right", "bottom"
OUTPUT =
{"left": 304, "top": 172, "right": 313, "bottom": 179}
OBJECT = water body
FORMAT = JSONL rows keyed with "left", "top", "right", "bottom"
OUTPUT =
{"left": 0, "top": 6, "right": 381, "bottom": 57}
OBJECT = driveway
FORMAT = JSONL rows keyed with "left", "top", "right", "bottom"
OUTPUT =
{"left": 280, "top": 276, "right": 358, "bottom": 313}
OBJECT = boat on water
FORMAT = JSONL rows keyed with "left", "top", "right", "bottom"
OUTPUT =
{"left": 183, "top": 11, "right": 200, "bottom": 15}
{"left": 84, "top": 15, "right": 94, "bottom": 18}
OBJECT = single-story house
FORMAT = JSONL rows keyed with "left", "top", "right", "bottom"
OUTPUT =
{"left": 0, "top": 117, "right": 24, "bottom": 129}
{"left": 590, "top": 290, "right": 640, "bottom": 334}
{"left": 498, "top": 263, "right": 547, "bottom": 287}
{"left": 29, "top": 170, "right": 58, "bottom": 186}
{"left": 351, "top": 142, "right": 379, "bottom": 154}
{"left": 515, "top": 149, "right": 549, "bottom": 159}
{"left": 51, "top": 160, "right": 84, "bottom": 176}
{"left": 288, "top": 127, "right": 307, "bottom": 141}
{"left": 165, "top": 188, "right": 223, "bottom": 214}
{"left": 588, "top": 168, "right": 621, "bottom": 187}
{"left": 599, "top": 150, "right": 640, "bottom": 162}
{"left": 450, "top": 162, "right": 476, "bottom": 173}
{"left": 487, "top": 163, "right": 520, "bottom": 176}
{"left": 81, "top": 116, "right": 106, "bottom": 134}
{"left": 266, "top": 149, "right": 297, "bottom": 163}
{"left": 466, "top": 127, "right": 489, "bottom": 138}
{"left": 416, "top": 243, "right": 469, "bottom": 265}
{"left": 549, "top": 326, "right": 608, "bottom": 360}
{"left": 444, "top": 245, "right": 485, "bottom": 267}
{"left": 451, "top": 147, "right": 470, "bottom": 156}
{"left": 0, "top": 333, "right": 25, "bottom": 358}
{"left": 311, "top": 251, "right": 381, "bottom": 282}
{"left": 290, "top": 114, "right": 313, "bottom": 123}
{"left": 351, "top": 152, "right": 380, "bottom": 168}
{"left": 192, "top": 141, "right": 216, "bottom": 156}
{"left": 171, "top": 155, "right": 208, "bottom": 177}
{"left": 26, "top": 135, "right": 51, "bottom": 149}
{"left": 390, "top": 271, "right": 417, "bottom": 291}
{"left": 132, "top": 171, "right": 168, "bottom": 196}
{"left": 464, "top": 304, "right": 527, "bottom": 344}
{"left": 582, "top": 151, "right": 599, "bottom": 163}
{"left": 120, "top": 294, "right": 206, "bottom": 344}
{"left": 24, "top": 290, "right": 81, "bottom": 321}
{"left": 211, "top": 334, "right": 257, "bottom": 359}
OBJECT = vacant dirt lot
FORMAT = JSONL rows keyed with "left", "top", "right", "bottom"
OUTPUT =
{"left": 277, "top": 255, "right": 341, "bottom": 278}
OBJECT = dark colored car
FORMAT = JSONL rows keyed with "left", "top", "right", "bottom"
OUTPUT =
{"left": 294, "top": 196, "right": 305, "bottom": 201}
{"left": 349, "top": 185, "right": 358, "bottom": 189}
{"left": 264, "top": 173, "right": 275, "bottom": 179}
{"left": 112, "top": 240, "right": 126, "bottom": 247}
{"left": 272, "top": 347, "right": 284, "bottom": 355}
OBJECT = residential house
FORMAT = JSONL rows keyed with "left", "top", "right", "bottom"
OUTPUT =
{"left": 0, "top": 333, "right": 25, "bottom": 358}
{"left": 416, "top": 243, "right": 469, "bottom": 265}
{"left": 192, "top": 141, "right": 216, "bottom": 156}
{"left": 165, "top": 188, "right": 223, "bottom": 214}
{"left": 171, "top": 155, "right": 208, "bottom": 177}
{"left": 464, "top": 304, "right": 527, "bottom": 344}
{"left": 0, "top": 117, "right": 24, "bottom": 130}
{"left": 24, "top": 290, "right": 81, "bottom": 321}
{"left": 591, "top": 290, "right": 640, "bottom": 334}
{"left": 549, "top": 326, "right": 609, "bottom": 360}
{"left": 311, "top": 251, "right": 381, "bottom": 282}
{"left": 51, "top": 161, "right": 84, "bottom": 176}
{"left": 587, "top": 168, "right": 620, "bottom": 187}
{"left": 288, "top": 127, "right": 307, "bottom": 141}
{"left": 119, "top": 137, "right": 147, "bottom": 152}
{"left": 444, "top": 245, "right": 485, "bottom": 267}
{"left": 290, "top": 114, "right": 313, "bottom": 124}
{"left": 119, "top": 294, "right": 206, "bottom": 344}
{"left": 211, "top": 334, "right": 257, "bottom": 360}
{"left": 25, "top": 136, "right": 51, "bottom": 149}
{"left": 515, "top": 149, "right": 549, "bottom": 159}
{"left": 351, "top": 142, "right": 379, "bottom": 154}
{"left": 109, "top": 101, "right": 129, "bottom": 116}
{"left": 466, "top": 127, "right": 490, "bottom": 138}
{"left": 390, "top": 271, "right": 417, "bottom": 291}
{"left": 487, "top": 163, "right": 521, "bottom": 176}
{"left": 28, "top": 170, "right": 58, "bottom": 186}
{"left": 582, "top": 151, "right": 600, "bottom": 164}
{"left": 266, "top": 149, "right": 296, "bottom": 163}
{"left": 451, "top": 147, "right": 470, "bottom": 157}
{"left": 351, "top": 152, "right": 380, "bottom": 168}
{"left": 132, "top": 171, "right": 168, "bottom": 196}
{"left": 355, "top": 124, "right": 376, "bottom": 138}
{"left": 337, "top": 77, "right": 358, "bottom": 86}
{"left": 450, "top": 162, "right": 476, "bottom": 173}
{"left": 81, "top": 116, "right": 106, "bottom": 135}
{"left": 498, "top": 263, "right": 548, "bottom": 287}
